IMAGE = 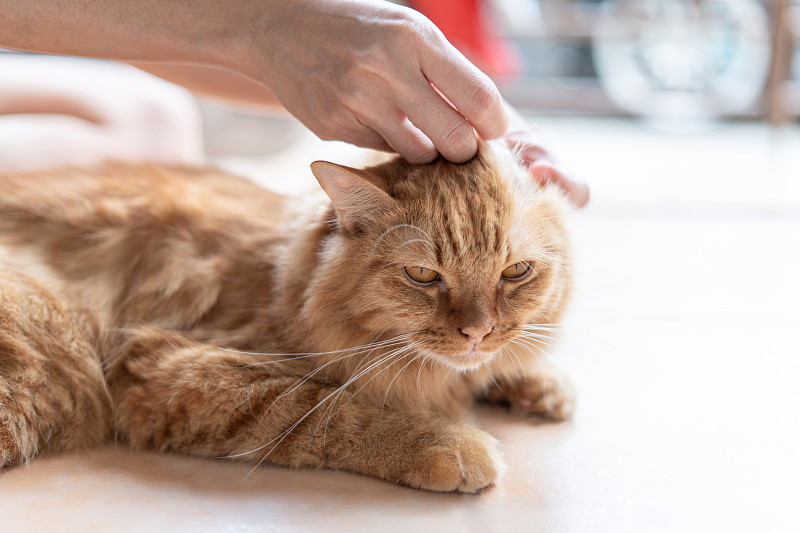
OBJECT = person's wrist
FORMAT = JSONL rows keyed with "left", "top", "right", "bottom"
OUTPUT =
{"left": 177, "top": 0, "right": 269, "bottom": 77}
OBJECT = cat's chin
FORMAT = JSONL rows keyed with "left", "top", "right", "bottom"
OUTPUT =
{"left": 427, "top": 349, "right": 495, "bottom": 371}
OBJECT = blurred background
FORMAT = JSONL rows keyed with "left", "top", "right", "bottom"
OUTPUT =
{"left": 200, "top": 0, "right": 800, "bottom": 212}
{"left": 467, "top": 0, "right": 797, "bottom": 124}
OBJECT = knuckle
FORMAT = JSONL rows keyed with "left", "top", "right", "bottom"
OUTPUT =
{"left": 384, "top": 7, "right": 439, "bottom": 53}
{"left": 439, "top": 121, "right": 476, "bottom": 160}
{"left": 388, "top": 6, "right": 429, "bottom": 35}
{"left": 406, "top": 13, "right": 438, "bottom": 43}
{"left": 465, "top": 78, "right": 500, "bottom": 117}
{"left": 402, "top": 142, "right": 437, "bottom": 164}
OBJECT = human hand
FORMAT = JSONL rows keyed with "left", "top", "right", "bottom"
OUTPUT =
{"left": 508, "top": 135, "right": 590, "bottom": 209}
{"left": 243, "top": 0, "right": 508, "bottom": 164}
{"left": 503, "top": 104, "right": 590, "bottom": 208}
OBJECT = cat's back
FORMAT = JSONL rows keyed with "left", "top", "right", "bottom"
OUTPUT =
{"left": 0, "top": 163, "right": 289, "bottom": 329}
{"left": 0, "top": 162, "right": 286, "bottom": 235}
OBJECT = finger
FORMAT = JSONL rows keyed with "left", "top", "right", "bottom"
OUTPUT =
{"left": 420, "top": 38, "right": 508, "bottom": 141}
{"left": 505, "top": 130, "right": 551, "bottom": 162}
{"left": 521, "top": 146, "right": 549, "bottom": 162}
{"left": 529, "top": 160, "right": 590, "bottom": 209}
{"left": 332, "top": 125, "right": 394, "bottom": 154}
{"left": 400, "top": 82, "right": 478, "bottom": 163}
{"left": 365, "top": 111, "right": 438, "bottom": 164}
{"left": 511, "top": 141, "right": 549, "bottom": 163}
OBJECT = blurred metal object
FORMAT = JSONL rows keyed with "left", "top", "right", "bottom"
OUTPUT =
{"left": 767, "top": 0, "right": 800, "bottom": 125}
{"left": 592, "top": 0, "right": 771, "bottom": 125}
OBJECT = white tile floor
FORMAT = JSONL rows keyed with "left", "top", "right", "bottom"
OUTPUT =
{"left": 1, "top": 116, "right": 798, "bottom": 532}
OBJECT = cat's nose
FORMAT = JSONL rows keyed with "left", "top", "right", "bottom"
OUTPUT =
{"left": 460, "top": 324, "right": 494, "bottom": 345}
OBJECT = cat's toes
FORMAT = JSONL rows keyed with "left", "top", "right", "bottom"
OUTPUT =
{"left": 520, "top": 372, "right": 576, "bottom": 421}
{"left": 487, "top": 368, "right": 576, "bottom": 421}
{"left": 403, "top": 426, "right": 505, "bottom": 493}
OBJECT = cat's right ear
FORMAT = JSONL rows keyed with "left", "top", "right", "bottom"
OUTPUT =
{"left": 310, "top": 161, "right": 394, "bottom": 232}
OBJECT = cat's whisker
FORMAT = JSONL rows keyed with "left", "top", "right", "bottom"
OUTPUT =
{"left": 228, "top": 332, "right": 418, "bottom": 366}
{"left": 417, "top": 351, "right": 434, "bottom": 393}
{"left": 368, "top": 223, "right": 436, "bottom": 260}
{"left": 232, "top": 382, "right": 257, "bottom": 411}
{"left": 324, "top": 344, "right": 418, "bottom": 418}
{"left": 239, "top": 334, "right": 425, "bottom": 434}
{"left": 498, "top": 346, "right": 524, "bottom": 382}
{"left": 519, "top": 329, "right": 558, "bottom": 343}
{"left": 515, "top": 326, "right": 556, "bottom": 336}
{"left": 515, "top": 332, "right": 556, "bottom": 347}
{"left": 513, "top": 326, "right": 560, "bottom": 339}
{"left": 511, "top": 335, "right": 553, "bottom": 357}
{"left": 396, "top": 238, "right": 436, "bottom": 255}
{"left": 241, "top": 352, "right": 418, "bottom": 475}
{"left": 321, "top": 342, "right": 425, "bottom": 432}
{"left": 516, "top": 329, "right": 561, "bottom": 339}
{"left": 439, "top": 365, "right": 454, "bottom": 391}
{"left": 229, "top": 340, "right": 425, "bottom": 469}
{"left": 242, "top": 341, "right": 403, "bottom": 379}
{"left": 380, "top": 343, "right": 433, "bottom": 412}
{"left": 346, "top": 341, "right": 399, "bottom": 385}
{"left": 324, "top": 346, "right": 421, "bottom": 432}
{"left": 518, "top": 323, "right": 563, "bottom": 330}
{"left": 259, "top": 336, "right": 420, "bottom": 418}
{"left": 514, "top": 332, "right": 554, "bottom": 350}
{"left": 238, "top": 342, "right": 415, "bottom": 422}
{"left": 508, "top": 344, "right": 530, "bottom": 375}
{"left": 485, "top": 353, "right": 504, "bottom": 389}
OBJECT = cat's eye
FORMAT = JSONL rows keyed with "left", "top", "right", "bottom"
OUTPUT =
{"left": 501, "top": 261, "right": 533, "bottom": 281}
{"left": 404, "top": 266, "right": 440, "bottom": 285}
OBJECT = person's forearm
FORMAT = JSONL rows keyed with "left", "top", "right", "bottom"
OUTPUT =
{"left": 129, "top": 62, "right": 285, "bottom": 112}
{"left": 1, "top": 0, "right": 514, "bottom": 166}
{"left": 0, "top": 0, "right": 253, "bottom": 71}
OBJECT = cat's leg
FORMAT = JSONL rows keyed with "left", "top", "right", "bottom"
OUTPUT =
{"left": 0, "top": 275, "right": 112, "bottom": 469}
{"left": 106, "top": 327, "right": 505, "bottom": 492}
{"left": 482, "top": 354, "right": 576, "bottom": 421}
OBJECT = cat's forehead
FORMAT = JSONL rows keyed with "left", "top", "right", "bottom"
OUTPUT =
{"left": 385, "top": 145, "right": 536, "bottom": 270}
{"left": 393, "top": 143, "right": 518, "bottom": 190}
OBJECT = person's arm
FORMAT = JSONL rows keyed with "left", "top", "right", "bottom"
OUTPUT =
{"left": 128, "top": 62, "right": 285, "bottom": 113}
{"left": 1, "top": 0, "right": 243, "bottom": 67}
{"left": 1, "top": 0, "right": 507, "bottom": 164}
{"left": 3, "top": 0, "right": 587, "bottom": 205}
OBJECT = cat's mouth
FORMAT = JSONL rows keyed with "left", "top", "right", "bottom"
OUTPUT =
{"left": 425, "top": 347, "right": 495, "bottom": 370}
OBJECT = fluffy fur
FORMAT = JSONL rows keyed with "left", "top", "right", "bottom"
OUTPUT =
{"left": 0, "top": 141, "right": 574, "bottom": 492}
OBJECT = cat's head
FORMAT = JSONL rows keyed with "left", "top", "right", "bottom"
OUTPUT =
{"left": 310, "top": 141, "right": 572, "bottom": 371}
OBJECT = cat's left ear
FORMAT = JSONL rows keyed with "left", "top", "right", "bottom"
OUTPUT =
{"left": 310, "top": 161, "right": 395, "bottom": 232}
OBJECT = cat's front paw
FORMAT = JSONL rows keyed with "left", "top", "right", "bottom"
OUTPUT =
{"left": 402, "top": 425, "right": 505, "bottom": 493}
{"left": 484, "top": 366, "right": 576, "bottom": 421}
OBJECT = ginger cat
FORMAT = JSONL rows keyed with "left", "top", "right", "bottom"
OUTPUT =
{"left": 0, "top": 141, "right": 574, "bottom": 492}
